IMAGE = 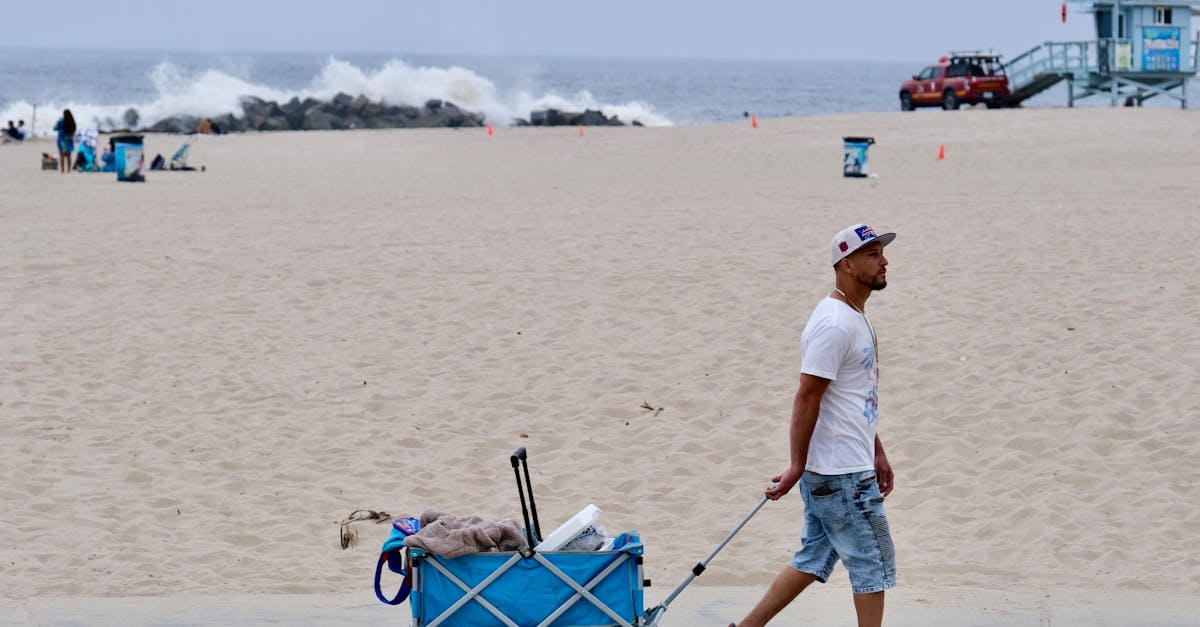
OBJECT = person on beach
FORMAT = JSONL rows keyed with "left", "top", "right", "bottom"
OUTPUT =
{"left": 54, "top": 109, "right": 77, "bottom": 173}
{"left": 2, "top": 120, "right": 22, "bottom": 142}
{"left": 734, "top": 224, "right": 898, "bottom": 627}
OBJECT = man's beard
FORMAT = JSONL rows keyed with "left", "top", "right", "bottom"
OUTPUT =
{"left": 862, "top": 274, "right": 887, "bottom": 291}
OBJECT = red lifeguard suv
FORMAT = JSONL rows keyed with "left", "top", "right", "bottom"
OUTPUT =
{"left": 899, "top": 53, "right": 1012, "bottom": 110}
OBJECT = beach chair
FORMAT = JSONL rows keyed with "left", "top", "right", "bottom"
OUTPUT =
{"left": 169, "top": 136, "right": 204, "bottom": 171}
{"left": 74, "top": 142, "right": 101, "bottom": 172}
{"left": 73, "top": 129, "right": 102, "bottom": 172}
{"left": 376, "top": 448, "right": 766, "bottom": 626}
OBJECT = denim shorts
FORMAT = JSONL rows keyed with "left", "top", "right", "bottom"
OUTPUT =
{"left": 790, "top": 469, "right": 896, "bottom": 594}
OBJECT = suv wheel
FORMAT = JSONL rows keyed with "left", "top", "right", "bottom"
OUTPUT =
{"left": 899, "top": 92, "right": 914, "bottom": 111}
{"left": 942, "top": 90, "right": 960, "bottom": 110}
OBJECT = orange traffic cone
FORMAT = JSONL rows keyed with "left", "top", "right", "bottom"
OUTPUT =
{"left": 937, "top": 144, "right": 945, "bottom": 160}
{"left": 578, "top": 124, "right": 585, "bottom": 137}
{"left": 751, "top": 114, "right": 758, "bottom": 128}
{"left": 487, "top": 123, "right": 493, "bottom": 136}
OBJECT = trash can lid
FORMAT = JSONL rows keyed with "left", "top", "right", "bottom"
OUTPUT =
{"left": 843, "top": 136, "right": 875, "bottom": 144}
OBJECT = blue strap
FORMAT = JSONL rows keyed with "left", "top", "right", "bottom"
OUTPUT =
{"left": 373, "top": 552, "right": 412, "bottom": 605}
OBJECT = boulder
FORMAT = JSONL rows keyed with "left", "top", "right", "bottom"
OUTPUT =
{"left": 212, "top": 112, "right": 242, "bottom": 133}
{"left": 240, "top": 96, "right": 285, "bottom": 130}
{"left": 331, "top": 92, "right": 354, "bottom": 110}
{"left": 579, "top": 109, "right": 607, "bottom": 126}
{"left": 408, "top": 110, "right": 453, "bottom": 128}
{"left": 280, "top": 97, "right": 303, "bottom": 114}
{"left": 145, "top": 115, "right": 201, "bottom": 134}
{"left": 361, "top": 102, "right": 383, "bottom": 118}
{"left": 240, "top": 96, "right": 271, "bottom": 120}
{"left": 533, "top": 109, "right": 586, "bottom": 126}
{"left": 285, "top": 109, "right": 304, "bottom": 130}
{"left": 261, "top": 116, "right": 291, "bottom": 132}
{"left": 364, "top": 115, "right": 403, "bottom": 129}
{"left": 302, "top": 108, "right": 335, "bottom": 130}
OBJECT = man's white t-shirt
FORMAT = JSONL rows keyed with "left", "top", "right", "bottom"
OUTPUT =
{"left": 800, "top": 296, "right": 879, "bottom": 475}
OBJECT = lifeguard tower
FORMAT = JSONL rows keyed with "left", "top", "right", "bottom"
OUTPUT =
{"left": 1004, "top": 1, "right": 1200, "bottom": 107}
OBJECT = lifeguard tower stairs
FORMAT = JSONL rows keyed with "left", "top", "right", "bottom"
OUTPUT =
{"left": 1003, "top": 0, "right": 1200, "bottom": 107}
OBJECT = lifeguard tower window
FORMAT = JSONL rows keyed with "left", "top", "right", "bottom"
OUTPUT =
{"left": 1154, "top": 7, "right": 1173, "bottom": 24}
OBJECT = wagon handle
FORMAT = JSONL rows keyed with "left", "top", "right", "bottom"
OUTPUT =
{"left": 645, "top": 492, "right": 771, "bottom": 624}
{"left": 510, "top": 447, "right": 543, "bottom": 547}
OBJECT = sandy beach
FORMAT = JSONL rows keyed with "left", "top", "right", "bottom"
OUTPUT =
{"left": 2, "top": 108, "right": 1198, "bottom": 624}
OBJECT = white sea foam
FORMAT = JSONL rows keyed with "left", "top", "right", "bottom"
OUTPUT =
{"left": 1, "top": 56, "right": 672, "bottom": 136}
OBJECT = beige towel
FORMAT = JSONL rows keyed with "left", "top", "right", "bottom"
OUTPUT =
{"left": 404, "top": 509, "right": 528, "bottom": 557}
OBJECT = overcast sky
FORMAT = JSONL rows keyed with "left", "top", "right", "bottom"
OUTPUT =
{"left": 7, "top": 1, "right": 1098, "bottom": 62}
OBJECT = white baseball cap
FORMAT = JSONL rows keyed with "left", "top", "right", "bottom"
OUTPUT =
{"left": 831, "top": 224, "right": 896, "bottom": 266}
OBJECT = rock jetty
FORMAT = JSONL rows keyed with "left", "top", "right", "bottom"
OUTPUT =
{"left": 137, "top": 93, "right": 637, "bottom": 133}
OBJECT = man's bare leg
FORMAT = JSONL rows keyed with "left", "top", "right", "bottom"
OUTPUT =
{"left": 735, "top": 567, "right": 818, "bottom": 627}
{"left": 852, "top": 591, "right": 884, "bottom": 627}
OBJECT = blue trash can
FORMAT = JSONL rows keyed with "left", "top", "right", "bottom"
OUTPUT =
{"left": 842, "top": 136, "right": 875, "bottom": 178}
{"left": 114, "top": 134, "right": 145, "bottom": 182}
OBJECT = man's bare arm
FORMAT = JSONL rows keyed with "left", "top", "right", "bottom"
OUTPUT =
{"left": 766, "top": 373, "right": 831, "bottom": 500}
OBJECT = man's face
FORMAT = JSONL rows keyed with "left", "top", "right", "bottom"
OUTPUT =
{"left": 846, "top": 242, "right": 888, "bottom": 290}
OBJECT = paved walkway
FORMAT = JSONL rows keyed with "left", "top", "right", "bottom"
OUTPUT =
{"left": 3, "top": 585, "right": 1197, "bottom": 626}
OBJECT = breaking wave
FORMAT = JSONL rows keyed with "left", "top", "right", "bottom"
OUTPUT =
{"left": 0, "top": 55, "right": 672, "bottom": 135}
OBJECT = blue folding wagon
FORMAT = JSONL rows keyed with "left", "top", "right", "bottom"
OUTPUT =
{"left": 375, "top": 447, "right": 768, "bottom": 626}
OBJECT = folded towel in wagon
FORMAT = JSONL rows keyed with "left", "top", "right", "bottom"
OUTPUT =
{"left": 403, "top": 509, "right": 527, "bottom": 557}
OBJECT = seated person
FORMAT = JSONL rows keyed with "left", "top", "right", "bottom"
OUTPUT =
{"left": 100, "top": 140, "right": 117, "bottom": 172}
{"left": 2, "top": 120, "right": 22, "bottom": 142}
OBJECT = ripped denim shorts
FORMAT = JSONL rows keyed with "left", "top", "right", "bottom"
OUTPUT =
{"left": 789, "top": 469, "right": 896, "bottom": 594}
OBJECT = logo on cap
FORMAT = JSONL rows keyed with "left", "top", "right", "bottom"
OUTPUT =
{"left": 839, "top": 241, "right": 848, "bottom": 252}
{"left": 854, "top": 225, "right": 876, "bottom": 242}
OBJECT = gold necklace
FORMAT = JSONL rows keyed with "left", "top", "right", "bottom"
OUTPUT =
{"left": 833, "top": 288, "right": 879, "bottom": 368}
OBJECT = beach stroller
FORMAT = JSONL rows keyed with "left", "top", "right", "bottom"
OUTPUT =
{"left": 375, "top": 447, "right": 767, "bottom": 626}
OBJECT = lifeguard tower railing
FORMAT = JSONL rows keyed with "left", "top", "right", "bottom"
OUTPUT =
{"left": 1004, "top": 37, "right": 1200, "bottom": 107}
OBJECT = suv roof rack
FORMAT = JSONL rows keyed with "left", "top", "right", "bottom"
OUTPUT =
{"left": 948, "top": 50, "right": 1002, "bottom": 60}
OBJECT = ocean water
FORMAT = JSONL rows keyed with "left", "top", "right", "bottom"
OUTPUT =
{"left": 0, "top": 48, "right": 1192, "bottom": 135}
